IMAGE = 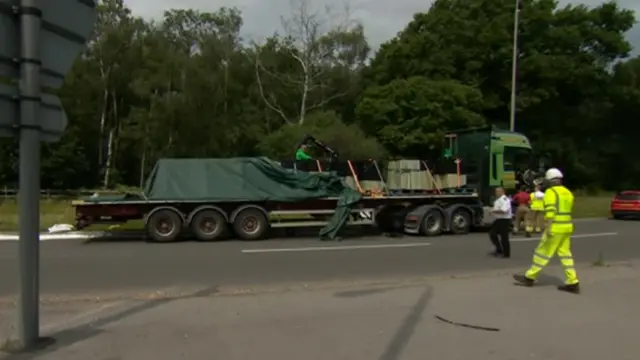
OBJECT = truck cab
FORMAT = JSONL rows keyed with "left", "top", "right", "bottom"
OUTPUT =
{"left": 445, "top": 127, "right": 536, "bottom": 206}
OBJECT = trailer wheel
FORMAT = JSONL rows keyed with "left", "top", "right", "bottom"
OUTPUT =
{"left": 450, "top": 208, "right": 471, "bottom": 234}
{"left": 147, "top": 209, "right": 183, "bottom": 243}
{"left": 233, "top": 208, "right": 269, "bottom": 241}
{"left": 191, "top": 209, "right": 227, "bottom": 241}
{"left": 421, "top": 209, "right": 444, "bottom": 237}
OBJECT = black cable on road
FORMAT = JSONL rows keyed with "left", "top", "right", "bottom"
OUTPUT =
{"left": 434, "top": 315, "right": 500, "bottom": 332}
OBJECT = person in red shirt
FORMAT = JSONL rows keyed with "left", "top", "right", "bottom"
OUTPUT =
{"left": 512, "top": 187, "right": 531, "bottom": 234}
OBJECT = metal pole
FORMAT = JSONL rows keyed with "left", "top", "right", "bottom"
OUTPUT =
{"left": 509, "top": 1, "right": 520, "bottom": 132}
{"left": 17, "top": 0, "right": 41, "bottom": 348}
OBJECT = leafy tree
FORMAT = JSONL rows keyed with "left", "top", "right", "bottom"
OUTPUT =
{"left": 603, "top": 56, "right": 640, "bottom": 189}
{"left": 0, "top": 0, "right": 638, "bottom": 192}
{"left": 363, "top": 0, "right": 636, "bottom": 187}
{"left": 356, "top": 77, "right": 485, "bottom": 156}
{"left": 259, "top": 111, "right": 386, "bottom": 160}
{"left": 254, "top": 0, "right": 369, "bottom": 124}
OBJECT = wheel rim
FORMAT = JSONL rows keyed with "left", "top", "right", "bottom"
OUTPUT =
{"left": 200, "top": 217, "right": 218, "bottom": 235}
{"left": 452, "top": 213, "right": 468, "bottom": 229}
{"left": 157, "top": 218, "right": 174, "bottom": 236}
{"left": 242, "top": 216, "right": 260, "bottom": 235}
{"left": 425, "top": 214, "right": 441, "bottom": 233}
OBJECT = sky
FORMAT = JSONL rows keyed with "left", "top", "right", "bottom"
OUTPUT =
{"left": 124, "top": 0, "right": 639, "bottom": 54}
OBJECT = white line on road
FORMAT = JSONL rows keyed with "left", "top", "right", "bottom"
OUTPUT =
{"left": 511, "top": 232, "right": 618, "bottom": 243}
{"left": 0, "top": 232, "right": 96, "bottom": 242}
{"left": 242, "top": 242, "right": 432, "bottom": 254}
{"left": 243, "top": 232, "right": 618, "bottom": 254}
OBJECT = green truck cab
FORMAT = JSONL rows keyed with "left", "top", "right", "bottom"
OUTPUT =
{"left": 444, "top": 126, "right": 538, "bottom": 205}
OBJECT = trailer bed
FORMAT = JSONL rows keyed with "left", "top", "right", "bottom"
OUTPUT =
{"left": 73, "top": 191, "right": 483, "bottom": 241}
{"left": 73, "top": 191, "right": 478, "bottom": 205}
{"left": 72, "top": 157, "right": 483, "bottom": 242}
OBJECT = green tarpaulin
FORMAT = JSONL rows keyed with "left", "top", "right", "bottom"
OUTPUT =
{"left": 143, "top": 157, "right": 362, "bottom": 240}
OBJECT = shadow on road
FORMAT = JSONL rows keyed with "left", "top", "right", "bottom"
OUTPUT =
{"left": 530, "top": 274, "right": 563, "bottom": 287}
{"left": 378, "top": 286, "right": 433, "bottom": 360}
{"left": 1, "top": 286, "right": 220, "bottom": 359}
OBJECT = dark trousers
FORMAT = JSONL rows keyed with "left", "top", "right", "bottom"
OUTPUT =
{"left": 489, "top": 218, "right": 511, "bottom": 257}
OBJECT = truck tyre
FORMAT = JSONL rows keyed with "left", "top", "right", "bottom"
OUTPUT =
{"left": 421, "top": 209, "right": 444, "bottom": 237}
{"left": 450, "top": 208, "right": 472, "bottom": 234}
{"left": 147, "top": 209, "right": 183, "bottom": 243}
{"left": 233, "top": 208, "right": 269, "bottom": 241}
{"left": 191, "top": 209, "right": 227, "bottom": 241}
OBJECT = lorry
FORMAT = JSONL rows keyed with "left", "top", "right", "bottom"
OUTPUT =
{"left": 71, "top": 126, "right": 540, "bottom": 242}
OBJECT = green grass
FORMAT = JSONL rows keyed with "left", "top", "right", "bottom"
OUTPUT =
{"left": 0, "top": 199, "right": 76, "bottom": 231}
{"left": 573, "top": 195, "right": 613, "bottom": 219}
{"left": 0, "top": 198, "right": 144, "bottom": 232}
{"left": 0, "top": 195, "right": 614, "bottom": 232}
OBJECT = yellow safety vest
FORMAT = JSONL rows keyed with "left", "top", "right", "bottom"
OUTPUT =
{"left": 543, "top": 185, "right": 574, "bottom": 233}
{"left": 530, "top": 192, "right": 544, "bottom": 211}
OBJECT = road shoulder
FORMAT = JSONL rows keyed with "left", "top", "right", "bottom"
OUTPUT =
{"left": 1, "top": 260, "right": 638, "bottom": 360}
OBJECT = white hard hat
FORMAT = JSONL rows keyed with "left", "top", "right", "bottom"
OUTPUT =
{"left": 545, "top": 168, "right": 563, "bottom": 180}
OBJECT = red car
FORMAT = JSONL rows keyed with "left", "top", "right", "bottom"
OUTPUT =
{"left": 611, "top": 190, "right": 640, "bottom": 219}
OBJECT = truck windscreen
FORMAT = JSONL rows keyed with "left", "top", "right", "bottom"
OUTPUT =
{"left": 504, "top": 147, "right": 532, "bottom": 172}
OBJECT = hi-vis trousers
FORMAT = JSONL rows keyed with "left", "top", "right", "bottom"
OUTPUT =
{"left": 525, "top": 232, "right": 579, "bottom": 285}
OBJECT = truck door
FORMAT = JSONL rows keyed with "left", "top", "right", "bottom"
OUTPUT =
{"left": 475, "top": 147, "right": 491, "bottom": 205}
{"left": 490, "top": 152, "right": 504, "bottom": 187}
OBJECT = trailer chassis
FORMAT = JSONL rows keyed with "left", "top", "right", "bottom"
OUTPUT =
{"left": 72, "top": 194, "right": 484, "bottom": 242}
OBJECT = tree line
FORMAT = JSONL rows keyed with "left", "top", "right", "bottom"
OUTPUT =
{"left": 0, "top": 0, "right": 638, "bottom": 191}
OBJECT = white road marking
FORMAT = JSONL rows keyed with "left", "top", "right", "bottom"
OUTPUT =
{"left": 0, "top": 232, "right": 98, "bottom": 242}
{"left": 242, "top": 242, "right": 431, "bottom": 253}
{"left": 511, "top": 232, "right": 618, "bottom": 243}
{"left": 243, "top": 232, "right": 619, "bottom": 253}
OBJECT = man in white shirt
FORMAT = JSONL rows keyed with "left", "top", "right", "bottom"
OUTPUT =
{"left": 489, "top": 187, "right": 512, "bottom": 258}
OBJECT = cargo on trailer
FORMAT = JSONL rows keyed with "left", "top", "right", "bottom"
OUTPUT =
{"left": 72, "top": 127, "right": 548, "bottom": 243}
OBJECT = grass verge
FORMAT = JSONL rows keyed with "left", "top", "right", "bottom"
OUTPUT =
{"left": 0, "top": 198, "right": 144, "bottom": 232}
{"left": 0, "top": 195, "right": 613, "bottom": 232}
{"left": 573, "top": 195, "right": 612, "bottom": 219}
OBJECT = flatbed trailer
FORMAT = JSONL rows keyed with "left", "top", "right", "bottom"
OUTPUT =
{"left": 72, "top": 191, "right": 485, "bottom": 242}
{"left": 71, "top": 126, "right": 544, "bottom": 242}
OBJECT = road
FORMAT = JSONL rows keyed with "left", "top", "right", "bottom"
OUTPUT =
{"left": 0, "top": 219, "right": 637, "bottom": 297}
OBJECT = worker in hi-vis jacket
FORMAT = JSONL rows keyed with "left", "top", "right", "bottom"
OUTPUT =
{"left": 513, "top": 168, "right": 580, "bottom": 294}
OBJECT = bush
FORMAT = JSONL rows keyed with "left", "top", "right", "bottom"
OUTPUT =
{"left": 258, "top": 111, "right": 387, "bottom": 160}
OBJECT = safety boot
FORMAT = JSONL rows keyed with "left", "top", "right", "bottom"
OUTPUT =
{"left": 512, "top": 274, "right": 535, "bottom": 287}
{"left": 557, "top": 283, "right": 580, "bottom": 294}
{"left": 524, "top": 227, "right": 533, "bottom": 237}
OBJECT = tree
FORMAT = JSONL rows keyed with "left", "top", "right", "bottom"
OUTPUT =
{"left": 356, "top": 77, "right": 485, "bottom": 156}
{"left": 0, "top": 1, "right": 637, "bottom": 192}
{"left": 363, "top": 0, "right": 636, "bottom": 187}
{"left": 602, "top": 56, "right": 640, "bottom": 189}
{"left": 259, "top": 111, "right": 386, "bottom": 160}
{"left": 254, "top": 0, "right": 369, "bottom": 124}
{"left": 89, "top": 0, "right": 146, "bottom": 187}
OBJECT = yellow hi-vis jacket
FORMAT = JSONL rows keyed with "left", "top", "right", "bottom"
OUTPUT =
{"left": 544, "top": 185, "right": 574, "bottom": 234}
{"left": 530, "top": 191, "right": 544, "bottom": 211}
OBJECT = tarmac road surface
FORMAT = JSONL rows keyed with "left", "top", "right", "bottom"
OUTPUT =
{"left": 0, "top": 218, "right": 637, "bottom": 298}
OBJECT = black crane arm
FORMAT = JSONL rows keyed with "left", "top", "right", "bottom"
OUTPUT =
{"left": 296, "top": 134, "right": 339, "bottom": 159}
